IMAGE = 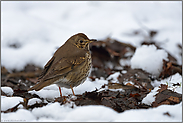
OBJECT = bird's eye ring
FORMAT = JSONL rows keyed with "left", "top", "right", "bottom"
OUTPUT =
{"left": 80, "top": 40, "right": 83, "bottom": 43}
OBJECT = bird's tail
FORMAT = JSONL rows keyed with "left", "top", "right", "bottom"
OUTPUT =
{"left": 27, "top": 81, "right": 45, "bottom": 91}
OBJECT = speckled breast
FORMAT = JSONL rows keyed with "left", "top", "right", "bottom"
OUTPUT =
{"left": 55, "top": 52, "right": 92, "bottom": 89}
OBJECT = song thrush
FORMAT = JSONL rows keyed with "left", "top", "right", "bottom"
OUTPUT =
{"left": 28, "top": 33, "right": 96, "bottom": 97}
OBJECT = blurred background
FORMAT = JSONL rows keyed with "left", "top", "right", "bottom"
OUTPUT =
{"left": 1, "top": 1, "right": 182, "bottom": 71}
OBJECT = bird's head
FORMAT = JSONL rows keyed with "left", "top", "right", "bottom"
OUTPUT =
{"left": 68, "top": 33, "right": 97, "bottom": 51}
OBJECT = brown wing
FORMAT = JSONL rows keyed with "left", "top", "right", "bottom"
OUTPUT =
{"left": 38, "top": 56, "right": 55, "bottom": 80}
{"left": 28, "top": 56, "right": 85, "bottom": 91}
{"left": 42, "top": 56, "right": 86, "bottom": 81}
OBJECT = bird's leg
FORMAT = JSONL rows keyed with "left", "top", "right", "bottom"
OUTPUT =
{"left": 58, "top": 86, "right": 67, "bottom": 102}
{"left": 58, "top": 86, "right": 62, "bottom": 98}
{"left": 70, "top": 85, "right": 75, "bottom": 96}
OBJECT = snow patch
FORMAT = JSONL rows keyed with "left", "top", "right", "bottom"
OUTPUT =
{"left": 1, "top": 87, "right": 14, "bottom": 96}
{"left": 152, "top": 73, "right": 182, "bottom": 94}
{"left": 1, "top": 96, "right": 23, "bottom": 111}
{"left": 141, "top": 87, "right": 159, "bottom": 106}
{"left": 131, "top": 45, "right": 168, "bottom": 76}
{"left": 28, "top": 98, "right": 42, "bottom": 106}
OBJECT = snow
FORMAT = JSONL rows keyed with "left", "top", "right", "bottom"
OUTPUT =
{"left": 141, "top": 87, "right": 159, "bottom": 106}
{"left": 1, "top": 96, "right": 23, "bottom": 111}
{"left": 1, "top": 87, "right": 14, "bottom": 96}
{"left": 106, "top": 72, "right": 120, "bottom": 82}
{"left": 1, "top": 1, "right": 182, "bottom": 122}
{"left": 119, "top": 58, "right": 131, "bottom": 66}
{"left": 1, "top": 109, "right": 35, "bottom": 122}
{"left": 28, "top": 78, "right": 108, "bottom": 100}
{"left": 27, "top": 98, "right": 42, "bottom": 106}
{"left": 114, "top": 102, "right": 182, "bottom": 122}
{"left": 1, "top": 101, "right": 182, "bottom": 122}
{"left": 121, "top": 70, "right": 127, "bottom": 74}
{"left": 31, "top": 103, "right": 118, "bottom": 122}
{"left": 131, "top": 45, "right": 168, "bottom": 76}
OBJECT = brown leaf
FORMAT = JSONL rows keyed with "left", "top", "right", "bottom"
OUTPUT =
{"left": 108, "top": 83, "right": 135, "bottom": 90}
{"left": 167, "top": 62, "right": 172, "bottom": 69}
{"left": 168, "top": 96, "right": 180, "bottom": 103}
{"left": 159, "top": 60, "right": 182, "bottom": 79}
{"left": 152, "top": 89, "right": 182, "bottom": 107}
{"left": 158, "top": 84, "right": 168, "bottom": 93}
{"left": 126, "top": 83, "right": 133, "bottom": 86}
{"left": 129, "top": 93, "right": 140, "bottom": 97}
{"left": 106, "top": 47, "right": 120, "bottom": 57}
{"left": 158, "top": 100, "right": 170, "bottom": 105}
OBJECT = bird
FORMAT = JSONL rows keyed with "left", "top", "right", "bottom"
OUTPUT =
{"left": 28, "top": 33, "right": 97, "bottom": 98}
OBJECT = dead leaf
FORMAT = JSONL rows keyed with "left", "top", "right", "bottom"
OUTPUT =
{"left": 158, "top": 84, "right": 168, "bottom": 93}
{"left": 168, "top": 96, "right": 180, "bottom": 103}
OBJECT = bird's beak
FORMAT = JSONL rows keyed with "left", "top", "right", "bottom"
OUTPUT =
{"left": 89, "top": 39, "right": 97, "bottom": 43}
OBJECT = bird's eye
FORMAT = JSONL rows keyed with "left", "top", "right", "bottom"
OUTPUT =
{"left": 80, "top": 40, "right": 83, "bottom": 43}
